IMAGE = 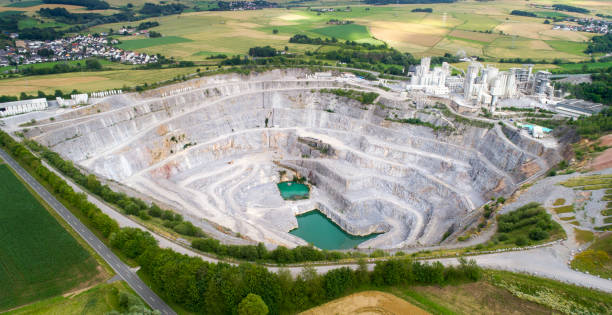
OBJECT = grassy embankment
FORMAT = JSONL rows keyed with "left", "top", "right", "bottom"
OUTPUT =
{"left": 5, "top": 281, "right": 147, "bottom": 315}
{"left": 571, "top": 233, "right": 612, "bottom": 279}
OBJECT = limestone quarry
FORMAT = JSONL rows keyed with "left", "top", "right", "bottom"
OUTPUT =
{"left": 26, "top": 69, "right": 562, "bottom": 249}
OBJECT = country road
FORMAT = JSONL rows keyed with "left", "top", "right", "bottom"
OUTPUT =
{"left": 0, "top": 148, "right": 177, "bottom": 315}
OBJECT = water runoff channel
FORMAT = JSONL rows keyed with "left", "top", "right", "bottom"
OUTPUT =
{"left": 278, "top": 181, "right": 381, "bottom": 250}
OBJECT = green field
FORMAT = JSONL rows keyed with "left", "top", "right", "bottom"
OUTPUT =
{"left": 311, "top": 23, "right": 372, "bottom": 41}
{"left": 0, "top": 164, "right": 101, "bottom": 312}
{"left": 535, "top": 11, "right": 571, "bottom": 18}
{"left": 117, "top": 36, "right": 194, "bottom": 50}
{"left": 5, "top": 0, "right": 42, "bottom": 7}
{"left": 545, "top": 40, "right": 588, "bottom": 56}
{"left": 558, "top": 61, "right": 612, "bottom": 72}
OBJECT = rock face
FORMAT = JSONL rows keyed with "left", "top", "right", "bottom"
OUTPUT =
{"left": 30, "top": 69, "right": 559, "bottom": 249}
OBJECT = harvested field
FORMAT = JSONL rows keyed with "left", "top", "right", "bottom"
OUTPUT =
{"left": 300, "top": 291, "right": 429, "bottom": 315}
{"left": 449, "top": 29, "right": 499, "bottom": 42}
{"left": 495, "top": 22, "right": 551, "bottom": 40}
{"left": 369, "top": 21, "right": 446, "bottom": 48}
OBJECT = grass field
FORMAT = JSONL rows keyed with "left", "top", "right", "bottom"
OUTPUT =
{"left": 558, "top": 60, "right": 612, "bottom": 72}
{"left": 0, "top": 164, "right": 102, "bottom": 312}
{"left": 571, "top": 233, "right": 612, "bottom": 284}
{"left": 5, "top": 0, "right": 43, "bottom": 8}
{"left": 117, "top": 36, "right": 194, "bottom": 50}
{"left": 554, "top": 204, "right": 575, "bottom": 214}
{"left": 545, "top": 40, "right": 588, "bottom": 56}
{"left": 381, "top": 268, "right": 612, "bottom": 315}
{"left": 311, "top": 23, "right": 373, "bottom": 42}
{"left": 535, "top": 11, "right": 572, "bottom": 18}
{"left": 6, "top": 281, "right": 144, "bottom": 315}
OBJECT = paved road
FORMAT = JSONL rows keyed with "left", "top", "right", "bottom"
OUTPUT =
{"left": 0, "top": 148, "right": 177, "bottom": 315}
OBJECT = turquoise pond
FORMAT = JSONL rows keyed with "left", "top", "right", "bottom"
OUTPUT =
{"left": 277, "top": 181, "right": 310, "bottom": 200}
{"left": 289, "top": 210, "right": 380, "bottom": 250}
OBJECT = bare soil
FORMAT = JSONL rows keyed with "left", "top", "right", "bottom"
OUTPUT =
{"left": 300, "top": 291, "right": 430, "bottom": 315}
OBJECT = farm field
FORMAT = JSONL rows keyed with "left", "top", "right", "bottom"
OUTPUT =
{"left": 6, "top": 281, "right": 145, "bottom": 315}
{"left": 300, "top": 291, "right": 429, "bottom": 315}
{"left": 0, "top": 66, "right": 201, "bottom": 96}
{"left": 83, "top": 0, "right": 609, "bottom": 62}
{"left": 0, "top": 163, "right": 103, "bottom": 312}
{"left": 117, "top": 36, "right": 194, "bottom": 50}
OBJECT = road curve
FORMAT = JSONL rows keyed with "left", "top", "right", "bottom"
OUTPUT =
{"left": 0, "top": 148, "right": 177, "bottom": 315}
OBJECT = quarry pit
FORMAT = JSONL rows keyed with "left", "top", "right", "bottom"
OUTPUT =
{"left": 27, "top": 69, "right": 562, "bottom": 249}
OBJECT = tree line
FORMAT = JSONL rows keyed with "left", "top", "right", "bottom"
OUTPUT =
{"left": 0, "top": 130, "right": 483, "bottom": 315}
{"left": 510, "top": 10, "right": 537, "bottom": 18}
{"left": 585, "top": 33, "right": 612, "bottom": 54}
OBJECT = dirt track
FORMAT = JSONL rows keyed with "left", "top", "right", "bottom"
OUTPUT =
{"left": 300, "top": 291, "right": 430, "bottom": 315}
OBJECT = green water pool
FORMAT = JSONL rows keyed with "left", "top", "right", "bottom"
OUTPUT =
{"left": 277, "top": 181, "right": 310, "bottom": 200}
{"left": 289, "top": 210, "right": 380, "bottom": 250}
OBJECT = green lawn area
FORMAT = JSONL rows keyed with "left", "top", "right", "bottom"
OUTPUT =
{"left": 545, "top": 40, "right": 588, "bottom": 56}
{"left": 553, "top": 204, "right": 575, "bottom": 214}
{"left": 486, "top": 270, "right": 611, "bottom": 314}
{"left": 6, "top": 281, "right": 145, "bottom": 315}
{"left": 311, "top": 24, "right": 373, "bottom": 41}
{"left": 453, "top": 12, "right": 500, "bottom": 32}
{"left": 4, "top": 0, "right": 42, "bottom": 7}
{"left": 0, "top": 164, "right": 101, "bottom": 312}
{"left": 534, "top": 11, "right": 571, "bottom": 18}
{"left": 571, "top": 233, "right": 612, "bottom": 280}
{"left": 117, "top": 36, "right": 193, "bottom": 50}
{"left": 17, "top": 17, "right": 67, "bottom": 30}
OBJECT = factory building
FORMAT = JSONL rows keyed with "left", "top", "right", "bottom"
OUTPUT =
{"left": 0, "top": 98, "right": 48, "bottom": 117}
{"left": 408, "top": 57, "right": 450, "bottom": 95}
{"left": 554, "top": 99, "right": 605, "bottom": 118}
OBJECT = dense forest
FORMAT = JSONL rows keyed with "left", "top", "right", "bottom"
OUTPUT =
{"left": 557, "top": 70, "right": 612, "bottom": 105}
{"left": 585, "top": 33, "right": 612, "bottom": 54}
{"left": 569, "top": 107, "right": 612, "bottom": 140}
{"left": 139, "top": 3, "right": 187, "bottom": 16}
{"left": 510, "top": 10, "right": 537, "bottom": 17}
{"left": 552, "top": 4, "right": 589, "bottom": 14}
{"left": 248, "top": 46, "right": 278, "bottom": 57}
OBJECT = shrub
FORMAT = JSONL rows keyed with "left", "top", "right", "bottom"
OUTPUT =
{"left": 515, "top": 236, "right": 528, "bottom": 246}
{"left": 529, "top": 228, "right": 549, "bottom": 241}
